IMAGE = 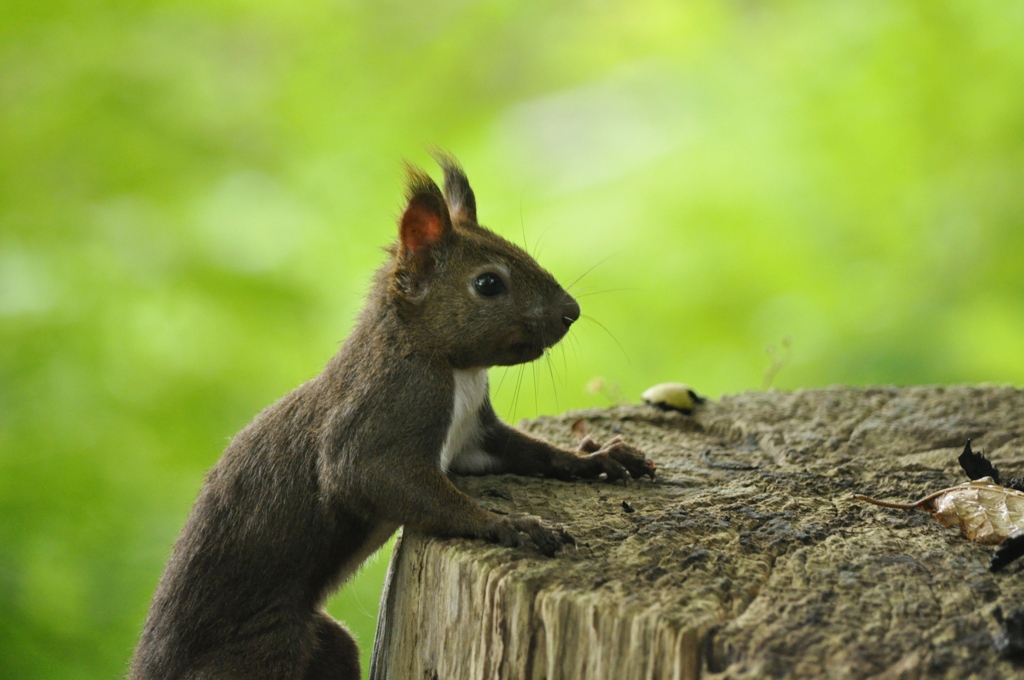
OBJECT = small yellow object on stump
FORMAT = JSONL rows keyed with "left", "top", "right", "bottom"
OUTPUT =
{"left": 641, "top": 382, "right": 705, "bottom": 414}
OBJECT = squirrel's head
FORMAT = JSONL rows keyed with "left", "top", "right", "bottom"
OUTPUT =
{"left": 388, "top": 153, "right": 580, "bottom": 369}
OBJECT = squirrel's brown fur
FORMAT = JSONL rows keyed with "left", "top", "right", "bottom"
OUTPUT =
{"left": 129, "top": 155, "right": 653, "bottom": 680}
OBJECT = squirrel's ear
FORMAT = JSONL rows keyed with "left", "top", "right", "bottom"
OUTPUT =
{"left": 431, "top": 150, "right": 477, "bottom": 224}
{"left": 397, "top": 164, "right": 452, "bottom": 273}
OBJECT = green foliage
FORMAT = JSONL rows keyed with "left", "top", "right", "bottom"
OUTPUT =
{"left": 2, "top": 1, "right": 1022, "bottom": 677}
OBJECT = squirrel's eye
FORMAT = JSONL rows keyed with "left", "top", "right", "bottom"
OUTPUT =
{"left": 473, "top": 272, "right": 506, "bottom": 297}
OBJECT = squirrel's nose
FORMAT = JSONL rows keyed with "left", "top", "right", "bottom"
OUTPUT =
{"left": 562, "top": 298, "right": 581, "bottom": 328}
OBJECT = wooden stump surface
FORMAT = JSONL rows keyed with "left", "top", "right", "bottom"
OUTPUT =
{"left": 370, "top": 386, "right": 1024, "bottom": 679}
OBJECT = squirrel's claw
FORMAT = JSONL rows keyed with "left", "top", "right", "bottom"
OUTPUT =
{"left": 580, "top": 436, "right": 656, "bottom": 482}
{"left": 488, "top": 515, "right": 574, "bottom": 557}
{"left": 516, "top": 516, "right": 575, "bottom": 557}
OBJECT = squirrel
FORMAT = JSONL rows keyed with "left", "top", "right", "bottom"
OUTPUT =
{"left": 129, "top": 153, "right": 655, "bottom": 680}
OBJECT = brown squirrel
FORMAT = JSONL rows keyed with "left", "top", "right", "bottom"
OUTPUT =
{"left": 129, "top": 154, "right": 655, "bottom": 680}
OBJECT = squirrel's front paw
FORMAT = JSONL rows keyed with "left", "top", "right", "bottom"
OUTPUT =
{"left": 577, "top": 435, "right": 656, "bottom": 482}
{"left": 485, "top": 515, "right": 574, "bottom": 557}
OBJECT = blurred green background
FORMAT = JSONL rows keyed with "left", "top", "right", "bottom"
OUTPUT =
{"left": 2, "top": 0, "right": 1023, "bottom": 677}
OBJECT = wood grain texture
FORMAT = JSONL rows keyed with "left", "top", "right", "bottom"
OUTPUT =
{"left": 370, "top": 386, "right": 1024, "bottom": 679}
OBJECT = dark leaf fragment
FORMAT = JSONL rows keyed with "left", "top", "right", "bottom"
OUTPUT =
{"left": 958, "top": 439, "right": 1000, "bottom": 484}
{"left": 991, "top": 532, "right": 1024, "bottom": 572}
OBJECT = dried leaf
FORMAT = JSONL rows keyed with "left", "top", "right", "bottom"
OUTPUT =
{"left": 856, "top": 477, "right": 1024, "bottom": 545}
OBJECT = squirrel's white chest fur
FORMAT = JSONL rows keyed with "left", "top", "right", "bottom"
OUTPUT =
{"left": 439, "top": 368, "right": 488, "bottom": 472}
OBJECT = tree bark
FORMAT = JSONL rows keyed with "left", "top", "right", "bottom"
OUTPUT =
{"left": 370, "top": 386, "right": 1024, "bottom": 679}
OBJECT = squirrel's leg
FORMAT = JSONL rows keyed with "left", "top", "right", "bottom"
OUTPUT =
{"left": 373, "top": 464, "right": 572, "bottom": 556}
{"left": 303, "top": 613, "right": 360, "bottom": 680}
{"left": 452, "top": 401, "right": 654, "bottom": 481}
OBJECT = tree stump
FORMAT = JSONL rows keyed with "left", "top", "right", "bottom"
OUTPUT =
{"left": 370, "top": 386, "right": 1024, "bottom": 679}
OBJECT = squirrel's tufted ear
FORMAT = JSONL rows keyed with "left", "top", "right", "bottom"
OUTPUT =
{"left": 430, "top": 150, "right": 477, "bottom": 225}
{"left": 399, "top": 164, "right": 452, "bottom": 257}
{"left": 396, "top": 165, "right": 452, "bottom": 292}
